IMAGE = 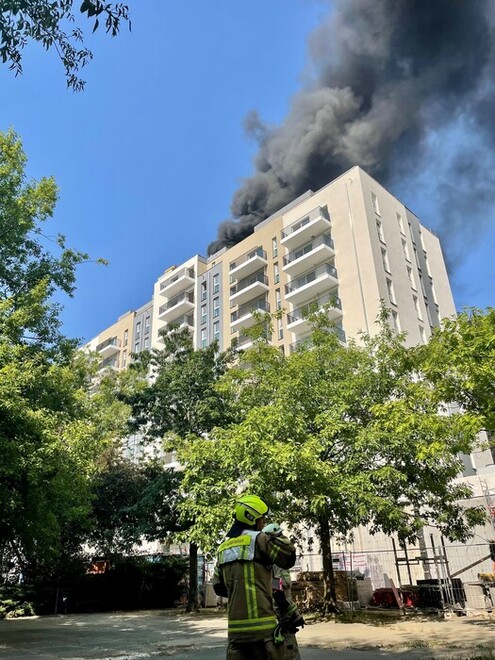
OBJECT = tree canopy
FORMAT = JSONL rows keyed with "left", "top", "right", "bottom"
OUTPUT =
{"left": 175, "top": 311, "right": 486, "bottom": 610}
{"left": 0, "top": 130, "right": 127, "bottom": 578}
{"left": 0, "top": 1, "right": 130, "bottom": 90}
{"left": 419, "top": 307, "right": 495, "bottom": 434}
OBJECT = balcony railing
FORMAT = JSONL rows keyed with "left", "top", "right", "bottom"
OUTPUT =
{"left": 159, "top": 291, "right": 194, "bottom": 314}
{"left": 98, "top": 355, "right": 119, "bottom": 370}
{"left": 283, "top": 234, "right": 334, "bottom": 267}
{"left": 287, "top": 293, "right": 341, "bottom": 325}
{"left": 229, "top": 246, "right": 267, "bottom": 271}
{"left": 230, "top": 271, "right": 268, "bottom": 296}
{"left": 281, "top": 206, "right": 330, "bottom": 240}
{"left": 231, "top": 298, "right": 270, "bottom": 323}
{"left": 285, "top": 263, "right": 338, "bottom": 295}
{"left": 96, "top": 336, "right": 121, "bottom": 352}
{"left": 160, "top": 267, "right": 195, "bottom": 291}
{"left": 289, "top": 326, "right": 346, "bottom": 353}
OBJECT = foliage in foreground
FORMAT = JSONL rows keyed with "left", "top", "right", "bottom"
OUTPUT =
{"left": 0, "top": 129, "right": 128, "bottom": 579}
{"left": 175, "top": 310, "right": 487, "bottom": 610}
{"left": 0, "top": 1, "right": 131, "bottom": 90}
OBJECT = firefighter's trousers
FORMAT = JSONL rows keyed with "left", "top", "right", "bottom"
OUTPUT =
{"left": 226, "top": 637, "right": 287, "bottom": 659}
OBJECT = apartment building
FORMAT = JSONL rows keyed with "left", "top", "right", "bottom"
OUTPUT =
{"left": 140, "top": 167, "right": 453, "bottom": 358}
{"left": 83, "top": 308, "right": 137, "bottom": 372}
{"left": 86, "top": 166, "right": 456, "bottom": 360}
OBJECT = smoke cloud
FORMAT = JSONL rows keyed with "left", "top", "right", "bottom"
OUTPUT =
{"left": 208, "top": 0, "right": 495, "bottom": 263}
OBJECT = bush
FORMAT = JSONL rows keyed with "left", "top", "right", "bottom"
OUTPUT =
{"left": 0, "top": 555, "right": 189, "bottom": 615}
{"left": 0, "top": 588, "right": 35, "bottom": 619}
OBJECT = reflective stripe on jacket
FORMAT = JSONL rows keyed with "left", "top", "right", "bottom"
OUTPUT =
{"left": 213, "top": 529, "right": 296, "bottom": 643}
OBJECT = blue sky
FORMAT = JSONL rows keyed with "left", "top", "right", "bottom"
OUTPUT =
{"left": 1, "top": 1, "right": 493, "bottom": 342}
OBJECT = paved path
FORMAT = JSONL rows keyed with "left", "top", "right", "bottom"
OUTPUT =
{"left": 1, "top": 610, "right": 494, "bottom": 659}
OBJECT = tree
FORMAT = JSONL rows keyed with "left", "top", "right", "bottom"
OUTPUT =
{"left": 0, "top": 1, "right": 130, "bottom": 91}
{"left": 124, "top": 324, "right": 234, "bottom": 611}
{"left": 419, "top": 307, "right": 495, "bottom": 434}
{"left": 89, "top": 456, "right": 182, "bottom": 557}
{"left": 176, "top": 311, "right": 485, "bottom": 613}
{"left": 0, "top": 129, "right": 126, "bottom": 579}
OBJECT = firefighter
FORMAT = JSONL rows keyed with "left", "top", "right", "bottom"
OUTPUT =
{"left": 263, "top": 523, "right": 304, "bottom": 660}
{"left": 213, "top": 494, "right": 296, "bottom": 659}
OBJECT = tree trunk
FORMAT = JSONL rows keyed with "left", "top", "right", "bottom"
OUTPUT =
{"left": 186, "top": 542, "right": 199, "bottom": 612}
{"left": 318, "top": 516, "right": 339, "bottom": 615}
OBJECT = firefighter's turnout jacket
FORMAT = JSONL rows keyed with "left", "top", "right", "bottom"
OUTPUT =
{"left": 213, "top": 529, "right": 296, "bottom": 643}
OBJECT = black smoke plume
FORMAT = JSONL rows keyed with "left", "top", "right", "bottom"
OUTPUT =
{"left": 208, "top": 0, "right": 495, "bottom": 262}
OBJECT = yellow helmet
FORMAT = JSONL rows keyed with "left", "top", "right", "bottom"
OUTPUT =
{"left": 235, "top": 495, "right": 269, "bottom": 526}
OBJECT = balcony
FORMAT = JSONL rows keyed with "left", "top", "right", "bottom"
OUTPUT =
{"left": 98, "top": 355, "right": 119, "bottom": 371}
{"left": 230, "top": 298, "right": 270, "bottom": 333}
{"left": 230, "top": 270, "right": 269, "bottom": 307}
{"left": 158, "top": 291, "right": 194, "bottom": 323}
{"left": 289, "top": 326, "right": 346, "bottom": 353}
{"left": 283, "top": 234, "right": 335, "bottom": 277}
{"left": 96, "top": 336, "right": 121, "bottom": 358}
{"left": 284, "top": 263, "right": 338, "bottom": 306}
{"left": 286, "top": 292, "right": 342, "bottom": 334}
{"left": 230, "top": 246, "right": 267, "bottom": 281}
{"left": 281, "top": 206, "right": 331, "bottom": 250}
{"left": 159, "top": 266, "right": 195, "bottom": 298}
{"left": 157, "top": 314, "right": 194, "bottom": 341}
{"left": 235, "top": 333, "right": 254, "bottom": 351}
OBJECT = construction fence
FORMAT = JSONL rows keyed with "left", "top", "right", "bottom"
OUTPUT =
{"left": 290, "top": 538, "right": 495, "bottom": 613}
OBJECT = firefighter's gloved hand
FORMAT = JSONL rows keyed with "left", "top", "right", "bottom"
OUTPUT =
{"left": 292, "top": 613, "right": 305, "bottom": 630}
{"left": 281, "top": 611, "right": 305, "bottom": 634}
{"left": 262, "top": 523, "right": 283, "bottom": 536}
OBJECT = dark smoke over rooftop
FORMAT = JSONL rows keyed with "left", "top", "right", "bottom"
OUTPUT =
{"left": 207, "top": 0, "right": 495, "bottom": 263}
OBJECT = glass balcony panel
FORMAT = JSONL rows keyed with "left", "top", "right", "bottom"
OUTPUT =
{"left": 159, "top": 266, "right": 196, "bottom": 298}
{"left": 229, "top": 246, "right": 268, "bottom": 280}
{"left": 281, "top": 206, "right": 331, "bottom": 250}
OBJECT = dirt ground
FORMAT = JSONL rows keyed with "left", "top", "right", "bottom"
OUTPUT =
{"left": 299, "top": 612, "right": 495, "bottom": 656}
{"left": 1, "top": 610, "right": 495, "bottom": 659}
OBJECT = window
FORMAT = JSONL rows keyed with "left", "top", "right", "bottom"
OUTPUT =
{"left": 381, "top": 248, "right": 390, "bottom": 273}
{"left": 274, "top": 263, "right": 280, "bottom": 284}
{"left": 213, "top": 273, "right": 220, "bottom": 294}
{"left": 391, "top": 310, "right": 400, "bottom": 333}
{"left": 413, "top": 294, "right": 422, "bottom": 320}
{"left": 386, "top": 278, "right": 395, "bottom": 304}
{"left": 134, "top": 342, "right": 140, "bottom": 353}
{"left": 213, "top": 297, "right": 220, "bottom": 318}
{"left": 201, "top": 281, "right": 207, "bottom": 302}
{"left": 135, "top": 321, "right": 141, "bottom": 339}
{"left": 418, "top": 272, "right": 426, "bottom": 297}
{"left": 376, "top": 219, "right": 385, "bottom": 243}
{"left": 425, "top": 256, "right": 432, "bottom": 277}
{"left": 201, "top": 328, "right": 207, "bottom": 348}
{"left": 419, "top": 230, "right": 426, "bottom": 252}
{"left": 213, "top": 321, "right": 220, "bottom": 342}
{"left": 201, "top": 304, "right": 207, "bottom": 325}
{"left": 122, "top": 350, "right": 127, "bottom": 368}
{"left": 419, "top": 326, "right": 426, "bottom": 344}
{"left": 275, "top": 288, "right": 282, "bottom": 311}
{"left": 397, "top": 212, "right": 405, "bottom": 234}
{"left": 123, "top": 329, "right": 128, "bottom": 347}
{"left": 144, "top": 337, "right": 150, "bottom": 349}
{"left": 401, "top": 239, "right": 410, "bottom": 262}
{"left": 144, "top": 316, "right": 150, "bottom": 334}
{"left": 371, "top": 192, "right": 380, "bottom": 215}
{"left": 272, "top": 237, "right": 278, "bottom": 258}
{"left": 407, "top": 266, "right": 416, "bottom": 290}
{"left": 277, "top": 318, "right": 283, "bottom": 340}
{"left": 431, "top": 282, "right": 438, "bottom": 304}
{"left": 425, "top": 302, "right": 434, "bottom": 327}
